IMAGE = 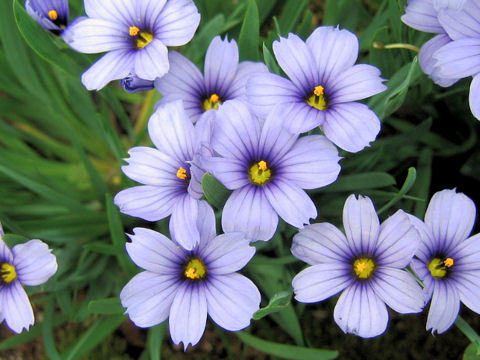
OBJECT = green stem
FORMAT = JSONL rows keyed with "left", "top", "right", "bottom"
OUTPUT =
{"left": 455, "top": 316, "right": 480, "bottom": 354}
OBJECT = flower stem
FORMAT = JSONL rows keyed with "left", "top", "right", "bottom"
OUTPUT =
{"left": 455, "top": 316, "right": 480, "bottom": 354}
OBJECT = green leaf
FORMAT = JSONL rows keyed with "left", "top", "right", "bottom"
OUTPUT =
{"left": 278, "top": 0, "right": 309, "bottom": 35}
{"left": 42, "top": 297, "right": 61, "bottom": 360}
{"left": 237, "top": 332, "right": 338, "bottom": 360}
{"left": 321, "top": 172, "right": 396, "bottom": 193}
{"left": 147, "top": 323, "right": 166, "bottom": 360}
{"left": 83, "top": 242, "right": 122, "bottom": 256}
{"left": 262, "top": 42, "right": 281, "bottom": 74}
{"left": 61, "top": 315, "right": 125, "bottom": 360}
{"left": 13, "top": 0, "right": 84, "bottom": 78}
{"left": 457, "top": 316, "right": 480, "bottom": 356}
{"left": 88, "top": 298, "right": 124, "bottom": 315}
{"left": 201, "top": 173, "right": 231, "bottom": 209}
{"left": 377, "top": 167, "right": 417, "bottom": 214}
{"left": 253, "top": 291, "right": 292, "bottom": 320}
{"left": 464, "top": 343, "right": 480, "bottom": 359}
{"left": 238, "top": 0, "right": 260, "bottom": 61}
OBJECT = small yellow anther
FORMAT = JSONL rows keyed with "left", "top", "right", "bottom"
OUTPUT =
{"left": 314, "top": 85, "right": 324, "bottom": 96}
{"left": 258, "top": 160, "right": 268, "bottom": 171}
{"left": 129, "top": 26, "right": 140, "bottom": 36}
{"left": 176, "top": 167, "right": 187, "bottom": 180}
{"left": 209, "top": 94, "right": 220, "bottom": 103}
{"left": 184, "top": 258, "right": 206, "bottom": 280}
{"left": 185, "top": 268, "right": 197, "bottom": 279}
{"left": 0, "top": 263, "right": 17, "bottom": 284}
{"left": 444, "top": 258, "right": 454, "bottom": 267}
{"left": 48, "top": 10, "right": 58, "bottom": 21}
{"left": 355, "top": 262, "right": 367, "bottom": 273}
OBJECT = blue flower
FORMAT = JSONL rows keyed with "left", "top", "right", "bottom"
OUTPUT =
{"left": 114, "top": 100, "right": 214, "bottom": 250}
{"left": 120, "top": 75, "right": 154, "bottom": 93}
{"left": 409, "top": 189, "right": 480, "bottom": 333}
{"left": 247, "top": 26, "right": 386, "bottom": 153}
{"left": 292, "top": 195, "right": 424, "bottom": 338}
{"left": 0, "top": 225, "right": 57, "bottom": 333}
{"left": 25, "top": 0, "right": 69, "bottom": 34}
{"left": 154, "top": 35, "right": 267, "bottom": 123}
{"left": 62, "top": 0, "right": 200, "bottom": 90}
{"left": 120, "top": 202, "right": 260, "bottom": 349}
{"left": 201, "top": 100, "right": 341, "bottom": 241}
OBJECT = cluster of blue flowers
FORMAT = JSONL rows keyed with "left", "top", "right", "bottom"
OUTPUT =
{"left": 13, "top": 0, "right": 480, "bottom": 352}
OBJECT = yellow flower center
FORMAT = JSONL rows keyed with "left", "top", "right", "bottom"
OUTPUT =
{"left": 129, "top": 26, "right": 154, "bottom": 49}
{"left": 184, "top": 258, "right": 206, "bottom": 280}
{"left": 249, "top": 160, "right": 271, "bottom": 186}
{"left": 48, "top": 10, "right": 58, "bottom": 21}
{"left": 428, "top": 257, "right": 454, "bottom": 278}
{"left": 353, "top": 258, "right": 375, "bottom": 279}
{"left": 202, "top": 93, "right": 222, "bottom": 111}
{"left": 176, "top": 167, "right": 188, "bottom": 180}
{"left": 0, "top": 263, "right": 17, "bottom": 284}
{"left": 306, "top": 85, "right": 327, "bottom": 111}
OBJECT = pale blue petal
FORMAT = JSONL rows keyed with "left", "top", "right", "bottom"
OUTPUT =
{"left": 169, "top": 194, "right": 200, "bottom": 250}
{"left": 435, "top": 38, "right": 480, "bottom": 79}
{"left": 84, "top": 0, "right": 136, "bottom": 25}
{"left": 13, "top": 240, "right": 57, "bottom": 286}
{"left": 426, "top": 280, "right": 460, "bottom": 334}
{"left": 196, "top": 200, "right": 217, "bottom": 244}
{"left": 204, "top": 36, "right": 239, "bottom": 96}
{"left": 134, "top": 39, "right": 169, "bottom": 81}
{"left": 469, "top": 74, "right": 480, "bottom": 120}
{"left": 438, "top": 1, "right": 480, "bottom": 40}
{"left": 401, "top": 0, "right": 443, "bottom": 33}
{"left": 1, "top": 282, "right": 34, "bottom": 334}
{"left": 155, "top": 0, "right": 200, "bottom": 46}
{"left": 228, "top": 61, "right": 268, "bottom": 100}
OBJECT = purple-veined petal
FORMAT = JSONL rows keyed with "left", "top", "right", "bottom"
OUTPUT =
{"left": 155, "top": 0, "right": 200, "bottom": 46}
{"left": 169, "top": 283, "right": 207, "bottom": 349}
{"left": 205, "top": 273, "right": 260, "bottom": 331}
{"left": 228, "top": 61, "right": 268, "bottom": 100}
{"left": 12, "top": 240, "right": 57, "bottom": 286}
{"left": 263, "top": 180, "right": 317, "bottom": 229}
{"left": 26, "top": 0, "right": 68, "bottom": 32}
{"left": 135, "top": 0, "right": 167, "bottom": 30}
{"left": 343, "top": 194, "right": 380, "bottom": 256}
{"left": 199, "top": 233, "right": 255, "bottom": 274}
{"left": 81, "top": 49, "right": 134, "bottom": 91}
{"left": 212, "top": 100, "right": 261, "bottom": 163}
{"left": 114, "top": 185, "right": 179, "bottom": 221}
{"left": 273, "top": 33, "right": 318, "bottom": 91}
{"left": 329, "top": 64, "right": 387, "bottom": 104}
{"left": 375, "top": 210, "right": 419, "bottom": 268}
{"left": 1, "top": 282, "right": 34, "bottom": 334}
{"left": 247, "top": 73, "right": 302, "bottom": 119}
{"left": 333, "top": 283, "right": 389, "bottom": 338}
{"left": 424, "top": 189, "right": 476, "bottom": 253}
{"left": 84, "top": 0, "right": 136, "bottom": 25}
{"left": 455, "top": 270, "right": 480, "bottom": 314}
{"left": 169, "top": 194, "right": 200, "bottom": 250}
{"left": 469, "top": 73, "right": 480, "bottom": 120}
{"left": 323, "top": 102, "right": 381, "bottom": 153}
{"left": 204, "top": 36, "right": 239, "bottom": 97}
{"left": 280, "top": 102, "right": 326, "bottom": 134}
{"left": 438, "top": 1, "right": 480, "bottom": 40}
{"left": 291, "top": 222, "right": 352, "bottom": 265}
{"left": 293, "top": 263, "right": 353, "bottom": 303}
{"left": 200, "top": 157, "right": 249, "bottom": 190}
{"left": 453, "top": 233, "right": 480, "bottom": 270}
{"left": 408, "top": 215, "right": 436, "bottom": 263}
{"left": 121, "top": 75, "right": 155, "bottom": 93}
{"left": 134, "top": 39, "right": 169, "bottom": 81}
{"left": 307, "top": 26, "right": 359, "bottom": 84}
{"left": 277, "top": 135, "right": 341, "bottom": 190}
{"left": 257, "top": 107, "right": 298, "bottom": 162}
{"left": 419, "top": 34, "right": 460, "bottom": 87}
{"left": 0, "top": 238, "right": 13, "bottom": 263}
{"left": 121, "top": 147, "right": 181, "bottom": 186}
{"left": 125, "top": 227, "right": 184, "bottom": 273}
{"left": 434, "top": 0, "right": 467, "bottom": 10}
{"left": 222, "top": 186, "right": 278, "bottom": 242}
{"left": 154, "top": 51, "right": 205, "bottom": 121}
{"left": 435, "top": 38, "right": 480, "bottom": 79}
{"left": 401, "top": 0, "right": 443, "bottom": 33}
{"left": 120, "top": 271, "right": 179, "bottom": 327}
{"left": 61, "top": 18, "right": 128, "bottom": 53}
{"left": 371, "top": 267, "right": 424, "bottom": 314}
{"left": 148, "top": 100, "right": 196, "bottom": 162}
{"left": 426, "top": 280, "right": 460, "bottom": 333}
{"left": 411, "top": 258, "right": 435, "bottom": 302}
{"left": 196, "top": 200, "right": 216, "bottom": 244}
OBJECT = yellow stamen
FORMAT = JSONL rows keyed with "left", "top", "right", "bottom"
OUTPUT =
{"left": 314, "top": 85, "right": 324, "bottom": 96}
{"left": 0, "top": 263, "right": 17, "bottom": 284}
{"left": 306, "top": 85, "right": 327, "bottom": 111}
{"left": 184, "top": 258, "right": 206, "bottom": 280}
{"left": 249, "top": 160, "right": 271, "bottom": 186}
{"left": 258, "top": 160, "right": 267, "bottom": 171}
{"left": 176, "top": 167, "right": 187, "bottom": 180}
{"left": 444, "top": 257, "right": 454, "bottom": 268}
{"left": 353, "top": 258, "right": 375, "bottom": 279}
{"left": 48, "top": 10, "right": 58, "bottom": 21}
{"left": 129, "top": 26, "right": 140, "bottom": 36}
{"left": 136, "top": 31, "right": 154, "bottom": 49}
{"left": 203, "top": 93, "right": 222, "bottom": 111}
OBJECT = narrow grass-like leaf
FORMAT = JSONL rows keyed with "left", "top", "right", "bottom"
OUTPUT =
{"left": 320, "top": 172, "right": 396, "bottom": 193}
{"left": 237, "top": 332, "right": 338, "bottom": 360}
{"left": 253, "top": 291, "right": 292, "bottom": 320}
{"left": 457, "top": 316, "right": 480, "bottom": 355}
{"left": 377, "top": 167, "right": 416, "bottom": 214}
{"left": 262, "top": 43, "right": 281, "bottom": 74}
{"left": 147, "top": 323, "right": 167, "bottom": 360}
{"left": 238, "top": 0, "right": 260, "bottom": 61}
{"left": 88, "top": 298, "right": 124, "bottom": 315}
{"left": 42, "top": 297, "right": 61, "bottom": 360}
{"left": 202, "top": 173, "right": 232, "bottom": 210}
{"left": 278, "top": 0, "right": 309, "bottom": 35}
